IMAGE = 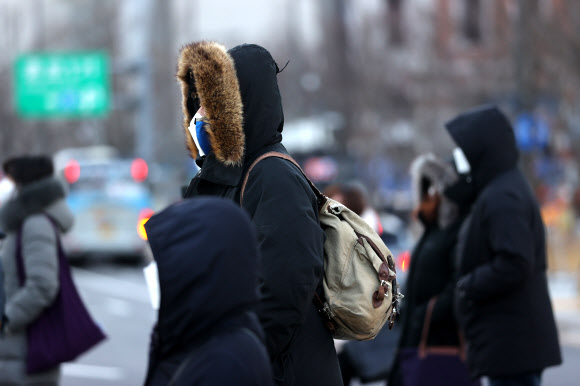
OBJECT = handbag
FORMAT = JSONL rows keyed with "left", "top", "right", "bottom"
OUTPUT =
{"left": 398, "top": 297, "right": 479, "bottom": 386}
{"left": 15, "top": 215, "right": 106, "bottom": 374}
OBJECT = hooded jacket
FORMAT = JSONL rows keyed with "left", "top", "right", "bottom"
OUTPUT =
{"left": 0, "top": 177, "right": 74, "bottom": 385}
{"left": 446, "top": 105, "right": 561, "bottom": 377}
{"left": 176, "top": 42, "right": 341, "bottom": 386}
{"left": 144, "top": 198, "right": 272, "bottom": 386}
{"left": 396, "top": 154, "right": 462, "bottom": 351}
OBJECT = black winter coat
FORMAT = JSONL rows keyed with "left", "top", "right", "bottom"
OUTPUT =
{"left": 144, "top": 198, "right": 273, "bottom": 386}
{"left": 398, "top": 220, "right": 462, "bottom": 349}
{"left": 177, "top": 42, "right": 342, "bottom": 386}
{"left": 447, "top": 106, "right": 561, "bottom": 378}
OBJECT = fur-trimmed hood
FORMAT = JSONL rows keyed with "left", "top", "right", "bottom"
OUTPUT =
{"left": 177, "top": 42, "right": 283, "bottom": 168}
{"left": 0, "top": 177, "right": 74, "bottom": 233}
{"left": 410, "top": 154, "right": 459, "bottom": 228}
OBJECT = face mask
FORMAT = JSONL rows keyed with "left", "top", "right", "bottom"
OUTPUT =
{"left": 0, "top": 178, "right": 16, "bottom": 206}
{"left": 188, "top": 112, "right": 212, "bottom": 157}
{"left": 143, "top": 261, "right": 160, "bottom": 310}
{"left": 453, "top": 147, "right": 471, "bottom": 175}
{"left": 444, "top": 148, "right": 476, "bottom": 208}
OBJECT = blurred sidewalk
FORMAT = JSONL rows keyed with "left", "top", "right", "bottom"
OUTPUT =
{"left": 550, "top": 272, "right": 580, "bottom": 348}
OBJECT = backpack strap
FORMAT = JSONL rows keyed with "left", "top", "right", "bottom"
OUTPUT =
{"left": 240, "top": 151, "right": 326, "bottom": 208}
{"left": 15, "top": 224, "right": 26, "bottom": 287}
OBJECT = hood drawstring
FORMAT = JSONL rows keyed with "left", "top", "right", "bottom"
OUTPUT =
{"left": 276, "top": 60, "right": 290, "bottom": 74}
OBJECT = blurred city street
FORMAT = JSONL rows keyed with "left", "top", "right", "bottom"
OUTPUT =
{"left": 62, "top": 265, "right": 155, "bottom": 386}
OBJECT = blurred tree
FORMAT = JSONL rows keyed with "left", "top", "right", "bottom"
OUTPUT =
{"left": 319, "top": 0, "right": 354, "bottom": 153}
{"left": 388, "top": 0, "right": 405, "bottom": 46}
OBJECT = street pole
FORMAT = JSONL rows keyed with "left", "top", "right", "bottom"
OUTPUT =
{"left": 135, "top": 0, "right": 155, "bottom": 163}
{"left": 515, "top": 0, "right": 537, "bottom": 113}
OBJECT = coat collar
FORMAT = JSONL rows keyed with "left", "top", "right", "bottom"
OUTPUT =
{"left": 0, "top": 177, "right": 68, "bottom": 232}
{"left": 197, "top": 153, "right": 243, "bottom": 187}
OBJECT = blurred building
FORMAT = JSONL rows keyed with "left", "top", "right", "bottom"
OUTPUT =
{"left": 1, "top": 1, "right": 579, "bottom": 197}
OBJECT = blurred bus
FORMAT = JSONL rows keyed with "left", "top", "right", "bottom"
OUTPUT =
{"left": 54, "top": 147, "right": 154, "bottom": 262}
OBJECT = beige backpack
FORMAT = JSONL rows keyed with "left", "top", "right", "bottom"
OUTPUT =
{"left": 241, "top": 152, "right": 403, "bottom": 341}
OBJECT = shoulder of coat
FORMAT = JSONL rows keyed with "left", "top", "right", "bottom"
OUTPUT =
{"left": 21, "top": 214, "right": 54, "bottom": 237}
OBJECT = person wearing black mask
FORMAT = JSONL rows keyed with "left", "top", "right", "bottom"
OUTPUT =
{"left": 176, "top": 42, "right": 341, "bottom": 386}
{"left": 446, "top": 105, "right": 561, "bottom": 385}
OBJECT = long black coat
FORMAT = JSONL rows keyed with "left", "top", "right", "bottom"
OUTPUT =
{"left": 398, "top": 220, "right": 462, "bottom": 349}
{"left": 447, "top": 106, "right": 561, "bottom": 378}
{"left": 399, "top": 154, "right": 464, "bottom": 349}
{"left": 144, "top": 198, "right": 273, "bottom": 386}
{"left": 177, "top": 42, "right": 342, "bottom": 386}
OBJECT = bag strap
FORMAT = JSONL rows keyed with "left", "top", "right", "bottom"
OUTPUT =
{"left": 240, "top": 151, "right": 326, "bottom": 208}
{"left": 418, "top": 297, "right": 466, "bottom": 360}
{"left": 15, "top": 225, "right": 25, "bottom": 287}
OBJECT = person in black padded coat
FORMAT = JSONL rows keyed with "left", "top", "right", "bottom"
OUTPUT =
{"left": 388, "top": 154, "right": 469, "bottom": 386}
{"left": 143, "top": 197, "right": 273, "bottom": 386}
{"left": 448, "top": 105, "right": 561, "bottom": 385}
{"left": 176, "top": 41, "right": 342, "bottom": 386}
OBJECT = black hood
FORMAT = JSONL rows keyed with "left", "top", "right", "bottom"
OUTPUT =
{"left": 145, "top": 197, "right": 261, "bottom": 358}
{"left": 445, "top": 105, "right": 519, "bottom": 192}
{"left": 229, "top": 44, "right": 284, "bottom": 160}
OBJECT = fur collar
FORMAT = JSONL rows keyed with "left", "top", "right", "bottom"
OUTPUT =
{"left": 176, "top": 41, "right": 245, "bottom": 166}
{"left": 0, "top": 177, "right": 66, "bottom": 232}
{"left": 410, "top": 154, "right": 459, "bottom": 228}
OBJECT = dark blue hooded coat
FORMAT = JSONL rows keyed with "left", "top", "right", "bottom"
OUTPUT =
{"left": 143, "top": 197, "right": 273, "bottom": 386}
{"left": 447, "top": 106, "right": 561, "bottom": 378}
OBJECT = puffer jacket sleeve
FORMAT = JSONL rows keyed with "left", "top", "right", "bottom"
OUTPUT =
{"left": 5, "top": 215, "right": 60, "bottom": 331}
{"left": 242, "top": 158, "right": 325, "bottom": 359}
{"left": 461, "top": 192, "right": 533, "bottom": 302}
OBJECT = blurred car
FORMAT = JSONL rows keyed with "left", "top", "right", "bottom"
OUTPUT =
{"left": 56, "top": 152, "right": 154, "bottom": 262}
{"left": 378, "top": 212, "right": 412, "bottom": 291}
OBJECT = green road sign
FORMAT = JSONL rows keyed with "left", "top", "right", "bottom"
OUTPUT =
{"left": 14, "top": 52, "right": 110, "bottom": 118}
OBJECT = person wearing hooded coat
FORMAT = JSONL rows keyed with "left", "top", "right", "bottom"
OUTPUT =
{"left": 143, "top": 197, "right": 273, "bottom": 386}
{"left": 0, "top": 156, "right": 74, "bottom": 385}
{"left": 387, "top": 154, "right": 475, "bottom": 386}
{"left": 446, "top": 105, "right": 561, "bottom": 385}
{"left": 176, "top": 42, "right": 342, "bottom": 386}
